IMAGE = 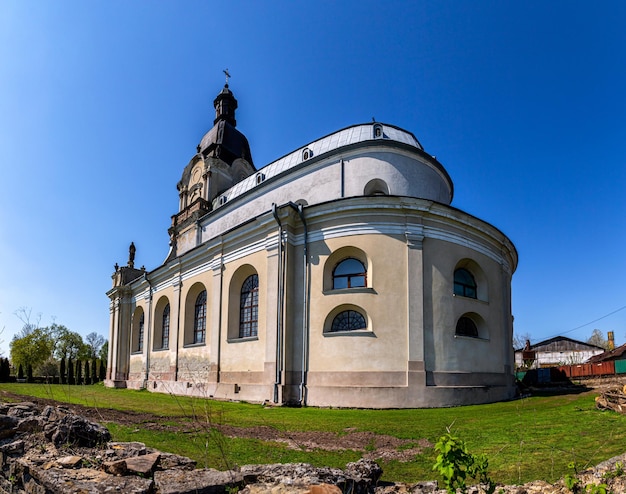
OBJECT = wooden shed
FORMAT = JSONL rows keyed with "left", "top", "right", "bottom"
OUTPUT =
{"left": 515, "top": 336, "right": 604, "bottom": 370}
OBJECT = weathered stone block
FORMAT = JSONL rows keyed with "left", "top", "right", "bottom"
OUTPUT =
{"left": 108, "top": 441, "right": 147, "bottom": 457}
{"left": 7, "top": 403, "right": 37, "bottom": 418}
{"left": 154, "top": 468, "right": 244, "bottom": 494}
{"left": 0, "top": 439, "right": 24, "bottom": 455}
{"left": 308, "top": 484, "right": 343, "bottom": 494}
{"left": 103, "top": 459, "right": 128, "bottom": 476}
{"left": 56, "top": 456, "right": 83, "bottom": 469}
{"left": 0, "top": 415, "right": 18, "bottom": 439}
{"left": 26, "top": 465, "right": 153, "bottom": 494}
{"left": 344, "top": 458, "right": 383, "bottom": 483}
{"left": 125, "top": 452, "right": 160, "bottom": 476}
{"left": 158, "top": 451, "right": 196, "bottom": 470}
{"left": 24, "top": 477, "right": 46, "bottom": 494}
{"left": 17, "top": 416, "right": 45, "bottom": 433}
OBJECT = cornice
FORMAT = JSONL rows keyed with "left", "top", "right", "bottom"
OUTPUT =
{"left": 135, "top": 196, "right": 517, "bottom": 298}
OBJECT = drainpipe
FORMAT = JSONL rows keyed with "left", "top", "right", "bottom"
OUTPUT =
{"left": 286, "top": 202, "right": 308, "bottom": 406}
{"left": 340, "top": 159, "right": 345, "bottom": 198}
{"left": 271, "top": 204, "right": 284, "bottom": 403}
{"left": 143, "top": 273, "right": 153, "bottom": 387}
{"left": 174, "top": 260, "right": 182, "bottom": 381}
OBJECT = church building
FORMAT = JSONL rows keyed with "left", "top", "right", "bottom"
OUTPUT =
{"left": 106, "top": 83, "right": 518, "bottom": 408}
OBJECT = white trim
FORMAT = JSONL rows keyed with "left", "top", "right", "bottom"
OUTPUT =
{"left": 135, "top": 197, "right": 515, "bottom": 299}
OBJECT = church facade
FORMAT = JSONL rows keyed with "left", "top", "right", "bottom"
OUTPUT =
{"left": 106, "top": 84, "right": 518, "bottom": 408}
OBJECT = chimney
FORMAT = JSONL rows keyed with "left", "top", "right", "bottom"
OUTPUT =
{"left": 608, "top": 331, "right": 615, "bottom": 350}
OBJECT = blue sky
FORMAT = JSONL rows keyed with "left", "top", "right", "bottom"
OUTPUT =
{"left": 1, "top": 1, "right": 626, "bottom": 356}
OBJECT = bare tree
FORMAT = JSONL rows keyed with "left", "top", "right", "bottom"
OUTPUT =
{"left": 587, "top": 329, "right": 609, "bottom": 350}
{"left": 14, "top": 307, "right": 42, "bottom": 337}
{"left": 513, "top": 331, "right": 533, "bottom": 351}
{"left": 85, "top": 332, "right": 106, "bottom": 359}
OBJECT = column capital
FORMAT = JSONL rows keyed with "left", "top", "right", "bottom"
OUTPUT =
{"left": 405, "top": 232, "right": 424, "bottom": 249}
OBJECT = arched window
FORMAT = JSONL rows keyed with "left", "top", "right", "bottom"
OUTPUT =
{"left": 239, "top": 274, "right": 259, "bottom": 338}
{"left": 373, "top": 123, "right": 383, "bottom": 138}
{"left": 333, "top": 258, "right": 367, "bottom": 289}
{"left": 161, "top": 304, "right": 170, "bottom": 349}
{"left": 454, "top": 268, "right": 477, "bottom": 299}
{"left": 331, "top": 310, "right": 367, "bottom": 332}
{"left": 137, "top": 313, "right": 144, "bottom": 352}
{"left": 194, "top": 290, "right": 207, "bottom": 344}
{"left": 456, "top": 316, "right": 478, "bottom": 338}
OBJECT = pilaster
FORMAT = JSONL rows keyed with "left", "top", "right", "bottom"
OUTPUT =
{"left": 264, "top": 230, "right": 282, "bottom": 403}
{"left": 171, "top": 274, "right": 182, "bottom": 380}
{"left": 406, "top": 228, "right": 426, "bottom": 385}
{"left": 208, "top": 258, "right": 223, "bottom": 383}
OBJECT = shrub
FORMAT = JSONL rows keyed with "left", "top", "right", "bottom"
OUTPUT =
{"left": 60, "top": 358, "right": 66, "bottom": 384}
{"left": 91, "top": 359, "right": 97, "bottom": 383}
{"left": 433, "top": 431, "right": 495, "bottom": 494}
{"left": 76, "top": 359, "right": 83, "bottom": 385}
{"left": 67, "top": 358, "right": 74, "bottom": 385}
{"left": 99, "top": 359, "right": 106, "bottom": 381}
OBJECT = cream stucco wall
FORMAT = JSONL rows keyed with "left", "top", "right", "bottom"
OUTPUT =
{"left": 107, "top": 121, "right": 517, "bottom": 408}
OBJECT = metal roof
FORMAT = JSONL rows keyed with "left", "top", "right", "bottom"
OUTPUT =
{"left": 212, "top": 123, "right": 424, "bottom": 209}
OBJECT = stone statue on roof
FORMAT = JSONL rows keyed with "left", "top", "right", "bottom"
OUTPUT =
{"left": 128, "top": 242, "right": 136, "bottom": 268}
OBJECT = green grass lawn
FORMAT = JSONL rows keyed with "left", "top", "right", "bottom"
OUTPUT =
{"left": 1, "top": 382, "right": 624, "bottom": 485}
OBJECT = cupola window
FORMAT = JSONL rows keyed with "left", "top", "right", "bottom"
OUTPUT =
{"left": 373, "top": 123, "right": 383, "bottom": 138}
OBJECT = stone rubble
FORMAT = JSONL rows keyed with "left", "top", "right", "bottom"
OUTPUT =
{"left": 0, "top": 400, "right": 625, "bottom": 493}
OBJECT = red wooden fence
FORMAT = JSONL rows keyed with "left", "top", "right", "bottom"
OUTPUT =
{"left": 555, "top": 361, "right": 615, "bottom": 379}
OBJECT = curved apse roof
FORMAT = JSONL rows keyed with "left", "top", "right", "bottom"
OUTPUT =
{"left": 212, "top": 123, "right": 426, "bottom": 209}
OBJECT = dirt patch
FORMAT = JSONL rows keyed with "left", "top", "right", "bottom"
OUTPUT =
{"left": 218, "top": 425, "right": 431, "bottom": 462}
{"left": 0, "top": 390, "right": 431, "bottom": 462}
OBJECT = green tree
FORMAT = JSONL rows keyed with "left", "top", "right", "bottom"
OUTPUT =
{"left": 99, "top": 340, "right": 108, "bottom": 363}
{"left": 84, "top": 359, "right": 91, "bottom": 385}
{"left": 0, "top": 358, "right": 9, "bottom": 381}
{"left": 99, "top": 359, "right": 106, "bottom": 381}
{"left": 38, "top": 357, "right": 59, "bottom": 382}
{"left": 67, "top": 358, "right": 75, "bottom": 385}
{"left": 76, "top": 359, "right": 83, "bottom": 385}
{"left": 59, "top": 357, "right": 66, "bottom": 384}
{"left": 51, "top": 325, "right": 89, "bottom": 361}
{"left": 9, "top": 327, "right": 54, "bottom": 372}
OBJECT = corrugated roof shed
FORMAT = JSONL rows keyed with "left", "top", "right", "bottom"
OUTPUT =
{"left": 517, "top": 336, "right": 604, "bottom": 353}
{"left": 587, "top": 343, "right": 626, "bottom": 363}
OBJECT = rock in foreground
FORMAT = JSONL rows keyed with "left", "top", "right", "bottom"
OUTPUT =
{"left": 0, "top": 401, "right": 625, "bottom": 494}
